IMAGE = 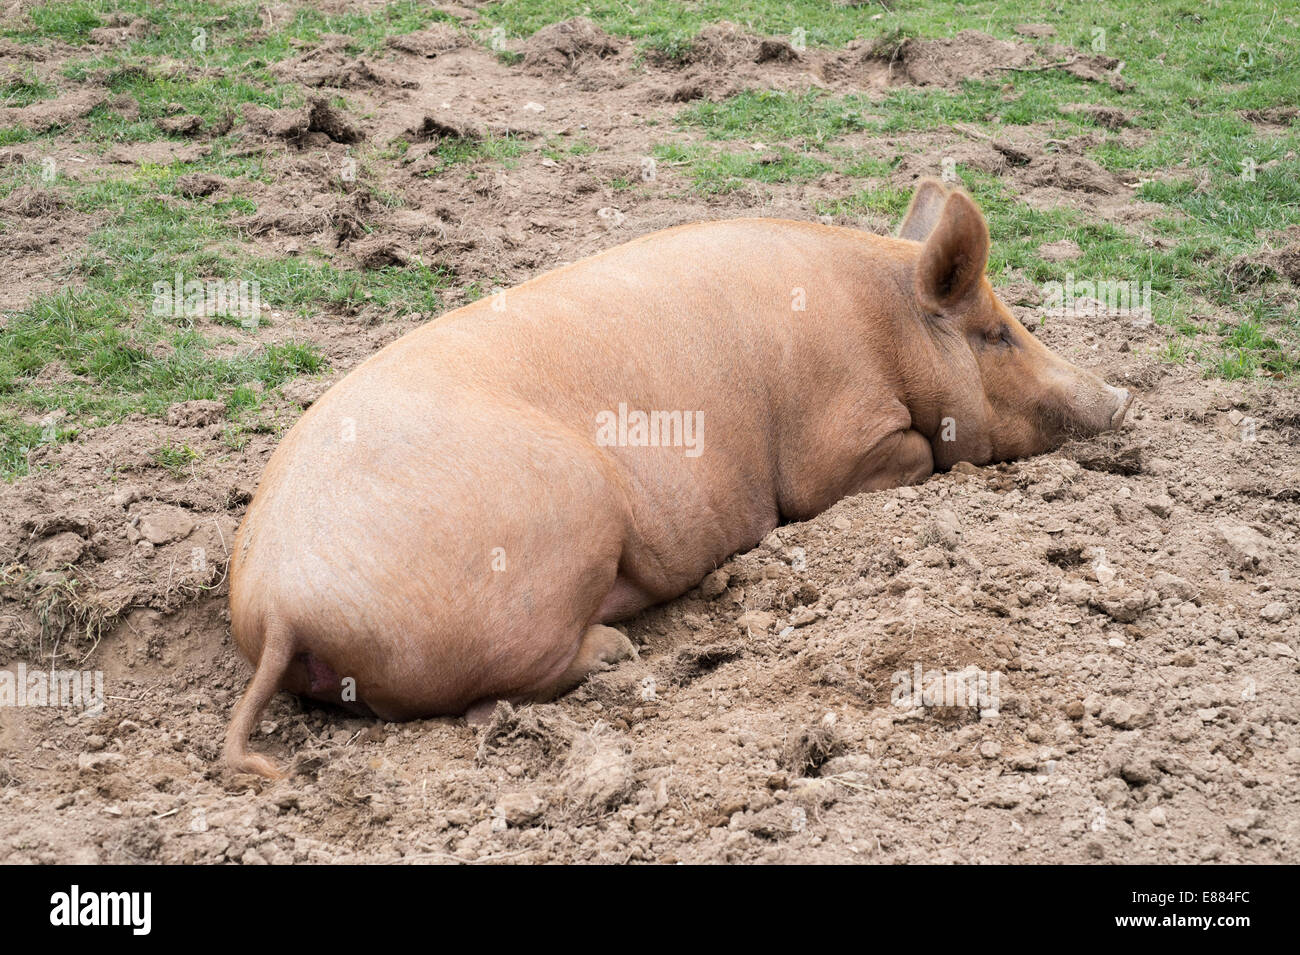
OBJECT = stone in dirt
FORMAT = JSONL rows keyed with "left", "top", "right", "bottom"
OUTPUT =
{"left": 736, "top": 609, "right": 775, "bottom": 634}
{"left": 29, "top": 531, "right": 87, "bottom": 569}
{"left": 494, "top": 792, "right": 545, "bottom": 826}
{"left": 1260, "top": 602, "right": 1291, "bottom": 624}
{"left": 1214, "top": 524, "right": 1273, "bottom": 574}
{"left": 132, "top": 508, "right": 196, "bottom": 546}
{"left": 560, "top": 727, "right": 634, "bottom": 813}
{"left": 1099, "top": 698, "right": 1150, "bottom": 730}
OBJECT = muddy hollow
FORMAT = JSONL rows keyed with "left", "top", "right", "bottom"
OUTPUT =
{"left": 0, "top": 1, "right": 1297, "bottom": 865}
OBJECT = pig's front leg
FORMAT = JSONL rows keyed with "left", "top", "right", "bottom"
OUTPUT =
{"left": 851, "top": 428, "right": 935, "bottom": 493}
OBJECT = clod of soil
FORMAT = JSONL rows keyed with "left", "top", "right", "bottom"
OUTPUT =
{"left": 522, "top": 17, "right": 624, "bottom": 75}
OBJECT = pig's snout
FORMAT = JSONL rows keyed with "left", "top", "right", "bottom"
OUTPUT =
{"left": 1106, "top": 384, "right": 1133, "bottom": 430}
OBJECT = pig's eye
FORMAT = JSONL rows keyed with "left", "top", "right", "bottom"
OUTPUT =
{"left": 982, "top": 325, "right": 1015, "bottom": 348}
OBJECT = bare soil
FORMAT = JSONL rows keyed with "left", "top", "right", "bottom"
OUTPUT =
{"left": 1, "top": 17, "right": 1297, "bottom": 864}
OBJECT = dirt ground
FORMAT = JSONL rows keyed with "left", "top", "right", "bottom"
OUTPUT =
{"left": 1, "top": 14, "right": 1298, "bottom": 864}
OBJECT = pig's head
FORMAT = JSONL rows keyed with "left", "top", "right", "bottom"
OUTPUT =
{"left": 895, "top": 178, "right": 1132, "bottom": 469}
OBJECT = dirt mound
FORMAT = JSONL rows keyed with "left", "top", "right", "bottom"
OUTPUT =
{"left": 826, "top": 30, "right": 1125, "bottom": 91}
{"left": 350, "top": 234, "right": 414, "bottom": 269}
{"left": 239, "top": 190, "right": 371, "bottom": 242}
{"left": 0, "top": 186, "right": 66, "bottom": 217}
{"left": 0, "top": 88, "right": 105, "bottom": 132}
{"left": 661, "top": 23, "right": 803, "bottom": 73}
{"left": 88, "top": 15, "right": 152, "bottom": 46}
{"left": 825, "top": 30, "right": 1034, "bottom": 88}
{"left": 879, "top": 30, "right": 1037, "bottom": 86}
{"left": 521, "top": 17, "right": 623, "bottom": 75}
{"left": 0, "top": 38, "right": 52, "bottom": 61}
{"left": 1019, "top": 153, "right": 1126, "bottom": 194}
{"left": 1044, "top": 45, "right": 1128, "bottom": 90}
{"left": 282, "top": 56, "right": 418, "bottom": 90}
{"left": 1229, "top": 236, "right": 1300, "bottom": 288}
{"left": 385, "top": 23, "right": 468, "bottom": 58}
{"left": 891, "top": 139, "right": 1027, "bottom": 184}
{"left": 1061, "top": 103, "right": 1133, "bottom": 129}
{"left": 175, "top": 173, "right": 224, "bottom": 198}
{"left": 239, "top": 96, "right": 364, "bottom": 146}
{"left": 274, "top": 35, "right": 422, "bottom": 89}
{"left": 406, "top": 112, "right": 484, "bottom": 142}
{"left": 680, "top": 22, "right": 763, "bottom": 66}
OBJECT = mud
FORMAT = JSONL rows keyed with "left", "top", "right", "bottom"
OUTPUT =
{"left": 0, "top": 15, "right": 1296, "bottom": 864}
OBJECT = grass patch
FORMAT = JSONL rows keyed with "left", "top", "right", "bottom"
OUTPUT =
{"left": 0, "top": 70, "right": 56, "bottom": 108}
{"left": 633, "top": 0, "right": 1299, "bottom": 380}
{"left": 151, "top": 439, "right": 200, "bottom": 475}
{"left": 678, "top": 89, "right": 869, "bottom": 146}
{"left": 655, "top": 141, "right": 829, "bottom": 194}
{"left": 419, "top": 133, "right": 528, "bottom": 175}
{"left": 0, "top": 146, "right": 452, "bottom": 477}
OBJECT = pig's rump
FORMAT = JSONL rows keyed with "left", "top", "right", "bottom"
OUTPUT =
{"left": 230, "top": 390, "right": 633, "bottom": 718}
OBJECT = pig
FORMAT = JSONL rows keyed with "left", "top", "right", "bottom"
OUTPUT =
{"left": 225, "top": 179, "right": 1131, "bottom": 777}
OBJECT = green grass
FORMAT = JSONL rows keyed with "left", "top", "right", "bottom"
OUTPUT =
{"left": 1, "top": 0, "right": 1297, "bottom": 480}
{"left": 0, "top": 147, "right": 451, "bottom": 478}
{"left": 2, "top": 1, "right": 458, "bottom": 142}
{"left": 654, "top": 141, "right": 830, "bottom": 194}
{"left": 150, "top": 439, "right": 200, "bottom": 475}
{"left": 0, "top": 70, "right": 55, "bottom": 108}
{"left": 614, "top": 0, "right": 1298, "bottom": 380}
{"left": 478, "top": 0, "right": 897, "bottom": 58}
{"left": 20, "top": 1, "right": 103, "bottom": 41}
{"left": 419, "top": 133, "right": 528, "bottom": 175}
{"left": 814, "top": 183, "right": 912, "bottom": 222}
{"left": 678, "top": 89, "right": 869, "bottom": 146}
{"left": 5, "top": 0, "right": 455, "bottom": 55}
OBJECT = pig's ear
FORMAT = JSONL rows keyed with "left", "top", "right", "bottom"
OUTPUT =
{"left": 897, "top": 178, "right": 949, "bottom": 241}
{"left": 914, "top": 189, "right": 990, "bottom": 313}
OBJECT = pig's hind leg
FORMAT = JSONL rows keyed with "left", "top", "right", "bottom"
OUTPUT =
{"left": 463, "top": 624, "right": 638, "bottom": 725}
{"left": 531, "top": 624, "right": 639, "bottom": 699}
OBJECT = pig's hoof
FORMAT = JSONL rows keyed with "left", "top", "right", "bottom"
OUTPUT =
{"left": 581, "top": 624, "right": 639, "bottom": 675}
{"left": 227, "top": 751, "right": 285, "bottom": 781}
{"left": 538, "top": 624, "right": 638, "bottom": 699}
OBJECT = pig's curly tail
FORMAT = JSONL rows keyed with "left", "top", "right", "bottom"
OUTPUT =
{"left": 223, "top": 616, "right": 295, "bottom": 779}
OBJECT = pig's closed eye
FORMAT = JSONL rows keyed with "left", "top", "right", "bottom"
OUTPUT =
{"left": 981, "top": 325, "right": 1015, "bottom": 348}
